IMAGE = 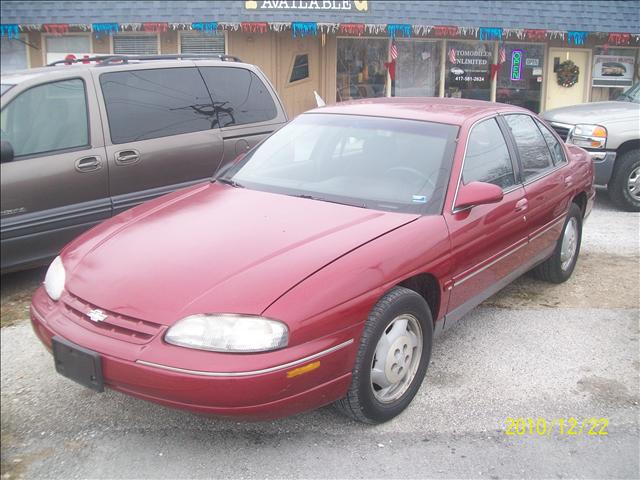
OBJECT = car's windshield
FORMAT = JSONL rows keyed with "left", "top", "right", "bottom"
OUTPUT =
{"left": 224, "top": 113, "right": 458, "bottom": 214}
{"left": 0, "top": 84, "right": 15, "bottom": 96}
{"left": 617, "top": 83, "right": 640, "bottom": 103}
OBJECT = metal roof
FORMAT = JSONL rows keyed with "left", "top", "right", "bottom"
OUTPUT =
{"left": 1, "top": 1, "right": 639, "bottom": 33}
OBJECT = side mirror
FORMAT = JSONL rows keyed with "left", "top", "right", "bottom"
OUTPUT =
{"left": 454, "top": 181, "right": 503, "bottom": 211}
{"left": 1, "top": 140, "right": 14, "bottom": 163}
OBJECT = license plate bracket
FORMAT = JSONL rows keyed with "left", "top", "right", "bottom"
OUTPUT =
{"left": 52, "top": 336, "right": 104, "bottom": 392}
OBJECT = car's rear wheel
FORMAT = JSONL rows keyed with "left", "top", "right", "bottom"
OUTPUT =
{"left": 608, "top": 149, "right": 640, "bottom": 212}
{"left": 334, "top": 286, "right": 433, "bottom": 423}
{"left": 533, "top": 202, "right": 583, "bottom": 283}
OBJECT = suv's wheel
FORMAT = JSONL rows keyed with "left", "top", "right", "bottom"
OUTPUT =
{"left": 533, "top": 202, "right": 583, "bottom": 283}
{"left": 608, "top": 149, "right": 640, "bottom": 212}
{"left": 334, "top": 286, "right": 433, "bottom": 423}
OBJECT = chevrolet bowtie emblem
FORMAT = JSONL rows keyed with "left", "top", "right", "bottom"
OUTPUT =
{"left": 87, "top": 309, "right": 107, "bottom": 322}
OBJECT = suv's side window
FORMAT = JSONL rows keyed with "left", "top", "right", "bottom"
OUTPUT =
{"left": 199, "top": 67, "right": 278, "bottom": 128}
{"left": 503, "top": 114, "right": 554, "bottom": 180}
{"left": 462, "top": 118, "right": 516, "bottom": 190}
{"left": 1, "top": 79, "right": 88, "bottom": 158}
{"left": 100, "top": 68, "right": 213, "bottom": 144}
{"left": 535, "top": 119, "right": 566, "bottom": 166}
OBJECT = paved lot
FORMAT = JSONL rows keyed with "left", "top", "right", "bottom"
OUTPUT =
{"left": 1, "top": 190, "right": 639, "bottom": 479}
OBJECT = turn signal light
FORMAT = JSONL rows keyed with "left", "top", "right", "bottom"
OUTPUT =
{"left": 286, "top": 361, "right": 320, "bottom": 378}
{"left": 592, "top": 126, "right": 607, "bottom": 138}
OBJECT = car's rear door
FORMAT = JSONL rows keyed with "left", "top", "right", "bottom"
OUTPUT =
{"left": 443, "top": 117, "right": 529, "bottom": 329}
{"left": 196, "top": 64, "right": 287, "bottom": 171}
{"left": 501, "top": 114, "right": 572, "bottom": 259}
{"left": 1, "top": 73, "right": 110, "bottom": 271}
{"left": 94, "top": 65, "right": 224, "bottom": 214}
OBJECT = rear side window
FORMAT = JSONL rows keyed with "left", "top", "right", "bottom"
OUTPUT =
{"left": 199, "top": 67, "right": 278, "bottom": 128}
{"left": 1, "top": 78, "right": 88, "bottom": 158}
{"left": 462, "top": 118, "right": 516, "bottom": 190}
{"left": 503, "top": 114, "right": 554, "bottom": 181}
{"left": 100, "top": 68, "right": 213, "bottom": 144}
{"left": 535, "top": 119, "right": 566, "bottom": 165}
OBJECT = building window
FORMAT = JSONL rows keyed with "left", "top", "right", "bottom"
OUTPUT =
{"left": 445, "top": 41, "right": 493, "bottom": 100}
{"left": 496, "top": 43, "right": 545, "bottom": 113}
{"left": 113, "top": 34, "right": 158, "bottom": 55}
{"left": 591, "top": 46, "right": 637, "bottom": 101}
{"left": 180, "top": 31, "right": 225, "bottom": 55}
{"left": 1, "top": 37, "right": 28, "bottom": 72}
{"left": 394, "top": 39, "right": 441, "bottom": 97}
{"left": 45, "top": 35, "right": 91, "bottom": 64}
{"left": 289, "top": 54, "right": 310, "bottom": 83}
{"left": 337, "top": 38, "right": 388, "bottom": 101}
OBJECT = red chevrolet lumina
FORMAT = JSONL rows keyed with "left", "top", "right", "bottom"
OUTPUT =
{"left": 31, "top": 98, "right": 594, "bottom": 423}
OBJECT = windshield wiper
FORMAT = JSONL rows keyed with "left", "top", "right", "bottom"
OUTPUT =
{"left": 216, "top": 177, "right": 244, "bottom": 188}
{"left": 294, "top": 194, "right": 366, "bottom": 208}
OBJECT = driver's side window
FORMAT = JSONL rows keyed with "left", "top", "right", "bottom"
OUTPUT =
{"left": 0, "top": 78, "right": 89, "bottom": 159}
{"left": 463, "top": 118, "right": 516, "bottom": 190}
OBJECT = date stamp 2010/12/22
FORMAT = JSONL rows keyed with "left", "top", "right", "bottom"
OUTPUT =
{"left": 504, "top": 417, "right": 609, "bottom": 436}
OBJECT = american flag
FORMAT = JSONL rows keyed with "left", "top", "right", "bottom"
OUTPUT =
{"left": 499, "top": 46, "right": 506, "bottom": 64}
{"left": 448, "top": 48, "right": 456, "bottom": 64}
{"left": 390, "top": 40, "right": 398, "bottom": 60}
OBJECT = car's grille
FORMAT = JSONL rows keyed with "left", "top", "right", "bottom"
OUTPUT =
{"left": 62, "top": 293, "right": 163, "bottom": 344}
{"left": 549, "top": 123, "right": 572, "bottom": 141}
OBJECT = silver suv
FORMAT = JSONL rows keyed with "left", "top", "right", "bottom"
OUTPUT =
{"left": 542, "top": 83, "right": 640, "bottom": 211}
{"left": 0, "top": 55, "right": 288, "bottom": 272}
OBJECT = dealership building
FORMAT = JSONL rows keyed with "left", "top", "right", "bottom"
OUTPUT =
{"left": 1, "top": 0, "right": 639, "bottom": 117}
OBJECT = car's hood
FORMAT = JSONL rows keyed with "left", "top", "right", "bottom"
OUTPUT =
{"left": 63, "top": 183, "right": 418, "bottom": 325}
{"left": 542, "top": 101, "right": 640, "bottom": 125}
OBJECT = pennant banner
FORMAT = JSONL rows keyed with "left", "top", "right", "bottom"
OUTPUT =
{"left": 143, "top": 22, "right": 168, "bottom": 33}
{"left": 387, "top": 24, "right": 411, "bottom": 38}
{"left": 292, "top": 22, "right": 318, "bottom": 37}
{"left": 432, "top": 25, "right": 459, "bottom": 37}
{"left": 92, "top": 23, "right": 119, "bottom": 38}
{"left": 479, "top": 27, "right": 503, "bottom": 40}
{"left": 0, "top": 24, "right": 19, "bottom": 39}
{"left": 567, "top": 31, "right": 587, "bottom": 45}
{"left": 242, "top": 22, "right": 268, "bottom": 34}
{"left": 608, "top": 32, "right": 630, "bottom": 45}
{"left": 525, "top": 29, "right": 547, "bottom": 41}
{"left": 339, "top": 23, "right": 365, "bottom": 36}
{"left": 192, "top": 22, "right": 218, "bottom": 34}
{"left": 43, "top": 23, "right": 70, "bottom": 36}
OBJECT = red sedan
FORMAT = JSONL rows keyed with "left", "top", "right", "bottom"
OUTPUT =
{"left": 30, "top": 98, "right": 594, "bottom": 423}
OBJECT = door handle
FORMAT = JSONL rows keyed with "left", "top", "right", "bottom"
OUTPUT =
{"left": 514, "top": 198, "right": 528, "bottom": 212}
{"left": 564, "top": 176, "right": 574, "bottom": 187}
{"left": 115, "top": 150, "right": 140, "bottom": 166}
{"left": 75, "top": 156, "right": 102, "bottom": 172}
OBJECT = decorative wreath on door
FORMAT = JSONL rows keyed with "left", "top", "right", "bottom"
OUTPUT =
{"left": 556, "top": 60, "right": 580, "bottom": 87}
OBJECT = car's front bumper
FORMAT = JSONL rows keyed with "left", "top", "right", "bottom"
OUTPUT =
{"left": 30, "top": 287, "right": 357, "bottom": 420}
{"left": 586, "top": 150, "right": 617, "bottom": 186}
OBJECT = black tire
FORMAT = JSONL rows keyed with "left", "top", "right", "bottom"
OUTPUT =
{"left": 533, "top": 202, "right": 583, "bottom": 284}
{"left": 608, "top": 149, "right": 640, "bottom": 212}
{"left": 334, "top": 286, "right": 433, "bottom": 424}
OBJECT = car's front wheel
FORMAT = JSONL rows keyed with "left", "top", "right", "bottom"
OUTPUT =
{"left": 608, "top": 149, "right": 640, "bottom": 212}
{"left": 334, "top": 286, "right": 433, "bottom": 423}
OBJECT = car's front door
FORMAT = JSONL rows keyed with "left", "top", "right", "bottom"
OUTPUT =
{"left": 502, "top": 114, "right": 572, "bottom": 259}
{"left": 95, "top": 66, "right": 224, "bottom": 214}
{"left": 1, "top": 74, "right": 109, "bottom": 271}
{"left": 443, "top": 117, "right": 529, "bottom": 329}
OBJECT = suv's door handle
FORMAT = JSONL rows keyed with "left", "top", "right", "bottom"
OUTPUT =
{"left": 75, "top": 156, "right": 102, "bottom": 172}
{"left": 515, "top": 198, "right": 528, "bottom": 212}
{"left": 115, "top": 150, "right": 140, "bottom": 166}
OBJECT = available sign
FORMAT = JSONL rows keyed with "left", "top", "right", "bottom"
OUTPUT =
{"left": 592, "top": 55, "right": 635, "bottom": 87}
{"left": 245, "top": 0, "right": 369, "bottom": 10}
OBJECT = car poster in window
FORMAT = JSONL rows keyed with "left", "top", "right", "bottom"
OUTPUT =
{"left": 592, "top": 55, "right": 635, "bottom": 87}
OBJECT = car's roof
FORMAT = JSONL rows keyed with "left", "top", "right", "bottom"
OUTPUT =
{"left": 309, "top": 97, "right": 529, "bottom": 126}
{"left": 1, "top": 58, "right": 255, "bottom": 84}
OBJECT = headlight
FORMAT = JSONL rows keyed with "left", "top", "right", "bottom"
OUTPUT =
{"left": 568, "top": 124, "right": 607, "bottom": 149}
{"left": 44, "top": 256, "right": 66, "bottom": 301}
{"left": 165, "top": 314, "right": 288, "bottom": 353}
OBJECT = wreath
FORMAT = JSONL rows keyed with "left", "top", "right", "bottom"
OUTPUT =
{"left": 556, "top": 60, "right": 580, "bottom": 87}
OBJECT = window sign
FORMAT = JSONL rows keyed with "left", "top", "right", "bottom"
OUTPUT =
{"left": 592, "top": 55, "right": 635, "bottom": 87}
{"left": 445, "top": 41, "right": 492, "bottom": 100}
{"left": 511, "top": 50, "right": 523, "bottom": 81}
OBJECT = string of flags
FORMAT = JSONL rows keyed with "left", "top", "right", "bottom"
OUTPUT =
{"left": 0, "top": 21, "right": 638, "bottom": 46}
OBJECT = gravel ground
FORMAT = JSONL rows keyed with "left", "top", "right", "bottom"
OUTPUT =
{"left": 1, "top": 189, "right": 639, "bottom": 479}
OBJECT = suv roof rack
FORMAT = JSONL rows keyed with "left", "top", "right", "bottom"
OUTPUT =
{"left": 47, "top": 53, "right": 242, "bottom": 67}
